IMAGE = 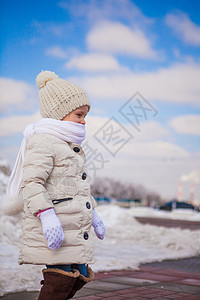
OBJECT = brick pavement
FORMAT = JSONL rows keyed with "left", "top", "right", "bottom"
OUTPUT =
{"left": 73, "top": 257, "right": 200, "bottom": 299}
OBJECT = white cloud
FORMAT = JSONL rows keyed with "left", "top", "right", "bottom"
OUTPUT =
{"left": 59, "top": 0, "right": 152, "bottom": 27}
{"left": 84, "top": 116, "right": 195, "bottom": 199}
{"left": 0, "top": 78, "right": 37, "bottom": 113}
{"left": 180, "top": 170, "right": 200, "bottom": 183}
{"left": 86, "top": 117, "right": 169, "bottom": 142}
{"left": 45, "top": 46, "right": 67, "bottom": 59}
{"left": 166, "top": 12, "right": 200, "bottom": 46}
{"left": 71, "top": 61, "right": 200, "bottom": 106}
{"left": 169, "top": 115, "right": 200, "bottom": 135}
{"left": 130, "top": 141, "right": 190, "bottom": 158}
{"left": 87, "top": 21, "right": 157, "bottom": 59}
{"left": 0, "top": 112, "right": 41, "bottom": 137}
{"left": 85, "top": 116, "right": 188, "bottom": 159}
{"left": 66, "top": 53, "right": 121, "bottom": 72}
{"left": 131, "top": 121, "right": 170, "bottom": 142}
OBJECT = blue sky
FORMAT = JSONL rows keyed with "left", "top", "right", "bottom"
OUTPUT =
{"left": 0, "top": 0, "right": 200, "bottom": 200}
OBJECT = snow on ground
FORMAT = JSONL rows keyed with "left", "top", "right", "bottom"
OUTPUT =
{"left": 0, "top": 203, "right": 200, "bottom": 295}
{"left": 93, "top": 205, "right": 200, "bottom": 273}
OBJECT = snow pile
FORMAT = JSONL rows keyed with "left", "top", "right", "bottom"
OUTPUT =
{"left": 93, "top": 205, "right": 200, "bottom": 272}
{"left": 0, "top": 214, "right": 43, "bottom": 296}
{"left": 0, "top": 159, "right": 10, "bottom": 195}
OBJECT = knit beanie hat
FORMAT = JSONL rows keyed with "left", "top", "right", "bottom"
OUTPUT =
{"left": 36, "top": 70, "right": 91, "bottom": 120}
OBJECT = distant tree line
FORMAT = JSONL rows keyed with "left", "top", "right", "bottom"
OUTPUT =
{"left": 91, "top": 177, "right": 162, "bottom": 206}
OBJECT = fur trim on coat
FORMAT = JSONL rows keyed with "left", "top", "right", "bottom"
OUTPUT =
{"left": 2, "top": 195, "right": 24, "bottom": 215}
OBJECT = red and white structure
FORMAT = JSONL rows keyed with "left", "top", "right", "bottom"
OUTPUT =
{"left": 177, "top": 179, "right": 199, "bottom": 206}
{"left": 177, "top": 182, "right": 183, "bottom": 202}
{"left": 190, "top": 182, "right": 195, "bottom": 204}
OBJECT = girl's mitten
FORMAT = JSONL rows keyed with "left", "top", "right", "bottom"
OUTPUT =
{"left": 39, "top": 208, "right": 64, "bottom": 249}
{"left": 92, "top": 208, "right": 105, "bottom": 240}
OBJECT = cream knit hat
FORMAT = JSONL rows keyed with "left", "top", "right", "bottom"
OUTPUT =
{"left": 36, "top": 70, "right": 90, "bottom": 120}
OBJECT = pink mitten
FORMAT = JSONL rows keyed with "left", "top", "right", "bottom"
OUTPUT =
{"left": 92, "top": 209, "right": 105, "bottom": 240}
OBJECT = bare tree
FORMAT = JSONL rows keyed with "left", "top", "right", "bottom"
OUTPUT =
{"left": 91, "top": 177, "right": 162, "bottom": 206}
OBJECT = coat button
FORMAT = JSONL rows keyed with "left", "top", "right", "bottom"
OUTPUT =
{"left": 82, "top": 173, "right": 87, "bottom": 180}
{"left": 84, "top": 232, "right": 89, "bottom": 240}
{"left": 73, "top": 147, "right": 80, "bottom": 153}
{"left": 86, "top": 202, "right": 91, "bottom": 209}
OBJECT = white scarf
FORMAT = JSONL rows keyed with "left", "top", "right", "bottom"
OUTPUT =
{"left": 7, "top": 118, "right": 86, "bottom": 198}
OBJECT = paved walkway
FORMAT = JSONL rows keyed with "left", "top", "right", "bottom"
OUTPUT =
{"left": 135, "top": 217, "right": 200, "bottom": 231}
{"left": 74, "top": 257, "right": 200, "bottom": 299}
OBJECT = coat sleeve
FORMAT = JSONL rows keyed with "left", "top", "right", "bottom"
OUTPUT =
{"left": 21, "top": 134, "right": 54, "bottom": 216}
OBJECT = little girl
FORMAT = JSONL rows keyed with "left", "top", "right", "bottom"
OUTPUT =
{"left": 6, "top": 70, "right": 105, "bottom": 299}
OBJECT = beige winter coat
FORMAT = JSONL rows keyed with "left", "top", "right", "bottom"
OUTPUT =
{"left": 18, "top": 133, "right": 97, "bottom": 265}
